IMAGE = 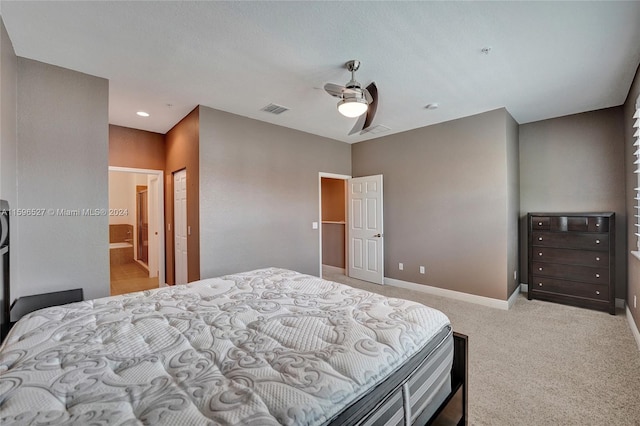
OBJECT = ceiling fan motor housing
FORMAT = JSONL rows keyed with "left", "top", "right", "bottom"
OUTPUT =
{"left": 342, "top": 88, "right": 365, "bottom": 102}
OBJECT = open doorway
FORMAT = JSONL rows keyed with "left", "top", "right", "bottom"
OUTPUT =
{"left": 136, "top": 186, "right": 149, "bottom": 265}
{"left": 109, "top": 167, "right": 165, "bottom": 295}
{"left": 318, "top": 173, "right": 350, "bottom": 278}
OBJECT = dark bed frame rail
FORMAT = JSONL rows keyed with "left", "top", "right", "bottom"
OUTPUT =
{"left": 426, "top": 332, "right": 468, "bottom": 426}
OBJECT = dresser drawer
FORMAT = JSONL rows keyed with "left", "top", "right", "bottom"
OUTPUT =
{"left": 531, "top": 247, "right": 608, "bottom": 267}
{"left": 530, "top": 277, "right": 608, "bottom": 301}
{"left": 588, "top": 216, "right": 609, "bottom": 232}
{"left": 531, "top": 262, "right": 608, "bottom": 284}
{"left": 532, "top": 232, "right": 609, "bottom": 250}
{"left": 531, "top": 216, "right": 550, "bottom": 230}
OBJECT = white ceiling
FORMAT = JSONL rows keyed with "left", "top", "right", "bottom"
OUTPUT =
{"left": 2, "top": 1, "right": 640, "bottom": 143}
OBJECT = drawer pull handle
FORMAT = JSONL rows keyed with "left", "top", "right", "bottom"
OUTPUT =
{"left": 596, "top": 223, "right": 600, "bottom": 227}
{"left": 595, "top": 274, "right": 600, "bottom": 278}
{"left": 595, "top": 239, "right": 600, "bottom": 244}
{"left": 538, "top": 267, "right": 543, "bottom": 271}
{"left": 538, "top": 252, "right": 543, "bottom": 256}
{"left": 596, "top": 257, "right": 600, "bottom": 261}
{"left": 538, "top": 283, "right": 543, "bottom": 287}
{"left": 538, "top": 237, "right": 543, "bottom": 241}
{"left": 538, "top": 222, "right": 543, "bottom": 226}
{"left": 596, "top": 291, "right": 600, "bottom": 295}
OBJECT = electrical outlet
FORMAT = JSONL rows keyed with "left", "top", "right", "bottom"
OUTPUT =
{"left": 399, "top": 263, "right": 403, "bottom": 271}
{"left": 419, "top": 266, "right": 425, "bottom": 274}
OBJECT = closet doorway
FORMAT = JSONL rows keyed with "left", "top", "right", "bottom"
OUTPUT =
{"left": 318, "top": 173, "right": 350, "bottom": 278}
{"left": 109, "top": 167, "right": 165, "bottom": 295}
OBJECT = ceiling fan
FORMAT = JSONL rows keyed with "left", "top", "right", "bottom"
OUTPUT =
{"left": 324, "top": 60, "right": 378, "bottom": 135}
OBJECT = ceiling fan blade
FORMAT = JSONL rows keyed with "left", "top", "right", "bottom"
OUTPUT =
{"left": 348, "top": 114, "right": 367, "bottom": 135}
{"left": 361, "top": 82, "right": 378, "bottom": 131}
{"left": 348, "top": 82, "right": 378, "bottom": 136}
{"left": 324, "top": 83, "right": 346, "bottom": 98}
{"left": 363, "top": 88, "right": 373, "bottom": 104}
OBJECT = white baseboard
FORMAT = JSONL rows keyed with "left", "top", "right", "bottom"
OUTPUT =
{"left": 507, "top": 285, "right": 521, "bottom": 309}
{"left": 384, "top": 277, "right": 512, "bottom": 310}
{"left": 626, "top": 305, "right": 640, "bottom": 352}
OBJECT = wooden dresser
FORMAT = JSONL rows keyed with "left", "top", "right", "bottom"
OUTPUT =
{"left": 527, "top": 212, "right": 615, "bottom": 314}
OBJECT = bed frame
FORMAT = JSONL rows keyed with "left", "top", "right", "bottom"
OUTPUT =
{"left": 428, "top": 332, "right": 468, "bottom": 426}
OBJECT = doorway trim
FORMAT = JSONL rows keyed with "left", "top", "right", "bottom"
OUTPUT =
{"left": 109, "top": 166, "right": 166, "bottom": 287}
{"left": 318, "top": 172, "right": 351, "bottom": 278}
{"left": 173, "top": 168, "right": 188, "bottom": 285}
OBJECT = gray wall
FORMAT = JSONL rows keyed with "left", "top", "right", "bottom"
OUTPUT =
{"left": 0, "top": 17, "right": 17, "bottom": 326}
{"left": 623, "top": 63, "right": 640, "bottom": 330}
{"left": 519, "top": 107, "right": 627, "bottom": 298}
{"left": 198, "top": 106, "right": 351, "bottom": 278}
{"left": 16, "top": 58, "right": 109, "bottom": 300}
{"left": 352, "top": 109, "right": 517, "bottom": 301}
{"left": 1, "top": 18, "right": 16, "bottom": 203}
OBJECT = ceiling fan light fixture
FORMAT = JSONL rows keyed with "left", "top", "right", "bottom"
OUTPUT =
{"left": 337, "top": 97, "right": 368, "bottom": 118}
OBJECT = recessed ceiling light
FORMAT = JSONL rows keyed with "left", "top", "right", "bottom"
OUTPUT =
{"left": 425, "top": 103, "right": 439, "bottom": 110}
{"left": 136, "top": 111, "right": 150, "bottom": 117}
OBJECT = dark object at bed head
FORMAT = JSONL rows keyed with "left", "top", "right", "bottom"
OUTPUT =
{"left": 1, "top": 200, "right": 9, "bottom": 342}
{"left": 9, "top": 288, "right": 84, "bottom": 323}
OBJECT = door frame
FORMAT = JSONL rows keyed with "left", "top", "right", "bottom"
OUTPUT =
{"left": 147, "top": 177, "right": 159, "bottom": 278}
{"left": 173, "top": 168, "right": 188, "bottom": 285}
{"left": 109, "top": 166, "right": 166, "bottom": 286}
{"left": 318, "top": 172, "right": 351, "bottom": 277}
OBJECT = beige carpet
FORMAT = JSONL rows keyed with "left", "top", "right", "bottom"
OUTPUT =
{"left": 322, "top": 267, "right": 640, "bottom": 426}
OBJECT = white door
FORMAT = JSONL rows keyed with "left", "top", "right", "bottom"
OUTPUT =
{"left": 348, "top": 175, "right": 384, "bottom": 284}
{"left": 174, "top": 169, "right": 188, "bottom": 285}
{"left": 148, "top": 175, "right": 159, "bottom": 279}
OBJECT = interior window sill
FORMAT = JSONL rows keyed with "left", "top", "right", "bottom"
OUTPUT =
{"left": 632, "top": 251, "right": 640, "bottom": 261}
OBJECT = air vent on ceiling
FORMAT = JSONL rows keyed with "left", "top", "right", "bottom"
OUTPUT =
{"left": 261, "top": 103, "right": 289, "bottom": 115}
{"left": 362, "top": 125, "right": 391, "bottom": 135}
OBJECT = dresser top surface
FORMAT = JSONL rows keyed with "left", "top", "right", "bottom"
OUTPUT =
{"left": 528, "top": 212, "right": 614, "bottom": 218}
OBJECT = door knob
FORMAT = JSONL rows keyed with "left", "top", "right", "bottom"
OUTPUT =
{"left": 373, "top": 233, "right": 382, "bottom": 238}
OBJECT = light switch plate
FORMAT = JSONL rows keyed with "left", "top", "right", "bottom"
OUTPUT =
{"left": 312, "top": 222, "right": 318, "bottom": 229}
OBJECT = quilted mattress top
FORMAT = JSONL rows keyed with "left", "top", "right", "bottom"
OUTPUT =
{"left": 0, "top": 268, "right": 450, "bottom": 425}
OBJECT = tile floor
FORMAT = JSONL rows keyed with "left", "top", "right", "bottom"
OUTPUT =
{"left": 110, "top": 262, "right": 159, "bottom": 296}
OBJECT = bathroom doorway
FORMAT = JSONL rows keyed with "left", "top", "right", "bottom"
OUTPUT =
{"left": 136, "top": 186, "right": 149, "bottom": 265}
{"left": 108, "top": 167, "right": 165, "bottom": 295}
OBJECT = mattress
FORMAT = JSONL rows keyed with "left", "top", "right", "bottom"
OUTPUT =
{"left": 0, "top": 268, "right": 451, "bottom": 425}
